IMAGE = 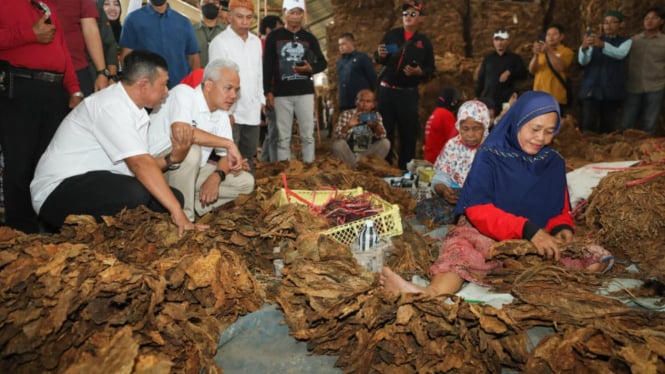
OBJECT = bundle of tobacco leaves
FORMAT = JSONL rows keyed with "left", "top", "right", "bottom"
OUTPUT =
{"left": 0, "top": 207, "right": 262, "bottom": 373}
{"left": 584, "top": 163, "right": 665, "bottom": 274}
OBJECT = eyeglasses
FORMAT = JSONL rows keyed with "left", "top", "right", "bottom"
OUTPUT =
{"left": 402, "top": 11, "right": 419, "bottom": 17}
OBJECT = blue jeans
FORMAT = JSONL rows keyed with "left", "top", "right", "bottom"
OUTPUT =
{"left": 619, "top": 89, "right": 665, "bottom": 134}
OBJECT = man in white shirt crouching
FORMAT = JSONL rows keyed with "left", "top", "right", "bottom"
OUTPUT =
{"left": 149, "top": 58, "right": 254, "bottom": 222}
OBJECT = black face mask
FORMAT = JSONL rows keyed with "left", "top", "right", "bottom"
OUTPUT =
{"left": 151, "top": 0, "right": 167, "bottom": 6}
{"left": 201, "top": 3, "right": 219, "bottom": 20}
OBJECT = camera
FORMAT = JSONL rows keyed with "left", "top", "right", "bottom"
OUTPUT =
{"left": 358, "top": 111, "right": 378, "bottom": 124}
{"left": 295, "top": 61, "right": 306, "bottom": 67}
{"left": 585, "top": 27, "right": 595, "bottom": 36}
{"left": 538, "top": 32, "right": 546, "bottom": 42}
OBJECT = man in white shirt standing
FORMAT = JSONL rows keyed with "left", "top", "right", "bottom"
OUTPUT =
{"left": 148, "top": 58, "right": 253, "bottom": 222}
{"left": 209, "top": 0, "right": 264, "bottom": 173}
{"left": 30, "top": 50, "right": 204, "bottom": 236}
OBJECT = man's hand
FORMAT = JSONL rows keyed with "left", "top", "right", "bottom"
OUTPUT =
{"left": 530, "top": 229, "right": 561, "bottom": 261}
{"left": 403, "top": 64, "right": 422, "bottom": 77}
{"left": 265, "top": 92, "right": 275, "bottom": 110}
{"left": 33, "top": 14, "right": 55, "bottom": 44}
{"left": 94, "top": 74, "right": 109, "bottom": 92}
{"left": 499, "top": 70, "right": 510, "bottom": 83}
{"left": 292, "top": 60, "right": 312, "bottom": 74}
{"left": 377, "top": 44, "right": 388, "bottom": 58}
{"left": 68, "top": 95, "right": 83, "bottom": 108}
{"left": 171, "top": 210, "right": 208, "bottom": 238}
{"left": 225, "top": 144, "right": 243, "bottom": 171}
{"left": 532, "top": 41, "right": 545, "bottom": 55}
{"left": 199, "top": 174, "right": 221, "bottom": 207}
{"left": 170, "top": 123, "right": 195, "bottom": 163}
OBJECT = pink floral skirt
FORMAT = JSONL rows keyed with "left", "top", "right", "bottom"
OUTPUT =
{"left": 429, "top": 218, "right": 612, "bottom": 286}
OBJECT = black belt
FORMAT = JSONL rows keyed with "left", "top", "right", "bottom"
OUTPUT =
{"left": 7, "top": 67, "right": 64, "bottom": 84}
{"left": 379, "top": 80, "right": 416, "bottom": 90}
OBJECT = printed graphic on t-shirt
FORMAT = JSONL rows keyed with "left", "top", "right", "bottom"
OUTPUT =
{"left": 277, "top": 39, "right": 310, "bottom": 82}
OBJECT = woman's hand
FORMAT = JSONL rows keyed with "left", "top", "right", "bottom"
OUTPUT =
{"left": 554, "top": 229, "right": 574, "bottom": 244}
{"left": 434, "top": 184, "right": 459, "bottom": 205}
{"left": 530, "top": 229, "right": 561, "bottom": 261}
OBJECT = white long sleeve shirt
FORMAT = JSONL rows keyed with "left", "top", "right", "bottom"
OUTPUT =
{"left": 208, "top": 28, "right": 264, "bottom": 125}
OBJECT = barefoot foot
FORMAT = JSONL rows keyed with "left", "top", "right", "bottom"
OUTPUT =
{"left": 380, "top": 267, "right": 427, "bottom": 295}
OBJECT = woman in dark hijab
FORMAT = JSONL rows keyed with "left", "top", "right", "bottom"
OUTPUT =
{"left": 382, "top": 91, "right": 613, "bottom": 296}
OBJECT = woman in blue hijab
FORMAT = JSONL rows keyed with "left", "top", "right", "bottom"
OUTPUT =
{"left": 381, "top": 91, "right": 612, "bottom": 295}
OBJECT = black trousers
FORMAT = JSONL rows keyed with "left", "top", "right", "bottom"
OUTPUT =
{"left": 377, "top": 85, "right": 419, "bottom": 170}
{"left": 39, "top": 171, "right": 184, "bottom": 231}
{"left": 0, "top": 76, "right": 69, "bottom": 233}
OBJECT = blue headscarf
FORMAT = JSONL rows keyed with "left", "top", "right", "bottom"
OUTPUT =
{"left": 455, "top": 91, "right": 567, "bottom": 228}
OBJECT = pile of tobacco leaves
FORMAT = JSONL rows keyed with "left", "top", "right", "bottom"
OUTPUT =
{"left": 1, "top": 141, "right": 664, "bottom": 373}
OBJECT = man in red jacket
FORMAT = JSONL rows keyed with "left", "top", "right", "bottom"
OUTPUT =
{"left": 0, "top": 0, "right": 83, "bottom": 233}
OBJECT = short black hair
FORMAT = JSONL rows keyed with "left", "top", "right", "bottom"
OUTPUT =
{"left": 122, "top": 50, "right": 168, "bottom": 84}
{"left": 339, "top": 32, "right": 355, "bottom": 42}
{"left": 548, "top": 23, "right": 565, "bottom": 34}
{"left": 259, "top": 15, "right": 283, "bottom": 35}
{"left": 643, "top": 6, "right": 665, "bottom": 22}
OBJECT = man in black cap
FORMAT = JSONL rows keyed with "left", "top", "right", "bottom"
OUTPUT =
{"left": 475, "top": 29, "right": 527, "bottom": 117}
{"left": 374, "top": 0, "right": 435, "bottom": 170}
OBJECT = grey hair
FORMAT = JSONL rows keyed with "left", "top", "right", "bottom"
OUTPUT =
{"left": 202, "top": 58, "right": 240, "bottom": 84}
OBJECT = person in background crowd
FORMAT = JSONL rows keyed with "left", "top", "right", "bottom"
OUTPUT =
{"left": 578, "top": 10, "right": 632, "bottom": 134}
{"left": 263, "top": 0, "right": 327, "bottom": 163}
{"left": 375, "top": 0, "right": 435, "bottom": 170}
{"left": 337, "top": 32, "right": 376, "bottom": 112}
{"left": 120, "top": 0, "right": 200, "bottom": 88}
{"left": 148, "top": 59, "right": 250, "bottom": 222}
{"left": 53, "top": 0, "right": 110, "bottom": 95}
{"left": 423, "top": 87, "right": 460, "bottom": 164}
{"left": 218, "top": 0, "right": 230, "bottom": 27}
{"left": 92, "top": 0, "right": 120, "bottom": 85}
{"left": 30, "top": 50, "right": 205, "bottom": 236}
{"left": 476, "top": 29, "right": 527, "bottom": 116}
{"left": 195, "top": 0, "right": 226, "bottom": 67}
{"left": 209, "top": 0, "right": 264, "bottom": 173}
{"left": 0, "top": 0, "right": 83, "bottom": 233}
{"left": 332, "top": 89, "right": 389, "bottom": 168}
{"left": 103, "top": 0, "right": 122, "bottom": 43}
{"left": 258, "top": 14, "right": 284, "bottom": 163}
{"left": 529, "top": 24, "right": 574, "bottom": 112}
{"left": 415, "top": 100, "right": 490, "bottom": 225}
{"left": 381, "top": 91, "right": 614, "bottom": 296}
{"left": 619, "top": 6, "right": 665, "bottom": 135}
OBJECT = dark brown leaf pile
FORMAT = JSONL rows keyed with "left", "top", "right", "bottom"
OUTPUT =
{"left": 277, "top": 236, "right": 665, "bottom": 373}
{"left": 0, "top": 208, "right": 262, "bottom": 373}
{"left": 583, "top": 163, "right": 665, "bottom": 275}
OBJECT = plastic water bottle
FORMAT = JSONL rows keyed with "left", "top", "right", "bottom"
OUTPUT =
{"left": 358, "top": 220, "right": 379, "bottom": 252}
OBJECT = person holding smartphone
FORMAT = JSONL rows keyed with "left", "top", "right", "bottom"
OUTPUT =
{"left": 0, "top": 0, "right": 83, "bottom": 233}
{"left": 332, "top": 89, "right": 389, "bottom": 168}
{"left": 578, "top": 10, "right": 632, "bottom": 134}
{"left": 374, "top": 0, "right": 435, "bottom": 171}
{"left": 528, "top": 24, "right": 574, "bottom": 112}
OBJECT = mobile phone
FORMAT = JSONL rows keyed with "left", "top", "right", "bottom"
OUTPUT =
{"left": 537, "top": 32, "right": 546, "bottom": 42}
{"left": 35, "top": 1, "right": 52, "bottom": 24}
{"left": 385, "top": 44, "right": 399, "bottom": 53}
{"left": 295, "top": 61, "right": 306, "bottom": 67}
{"left": 585, "top": 27, "right": 595, "bottom": 36}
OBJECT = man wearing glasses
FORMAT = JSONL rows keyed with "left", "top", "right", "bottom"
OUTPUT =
{"left": 578, "top": 10, "right": 632, "bottom": 134}
{"left": 0, "top": 0, "right": 83, "bottom": 233}
{"left": 374, "top": 0, "right": 435, "bottom": 171}
{"left": 475, "top": 29, "right": 527, "bottom": 117}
